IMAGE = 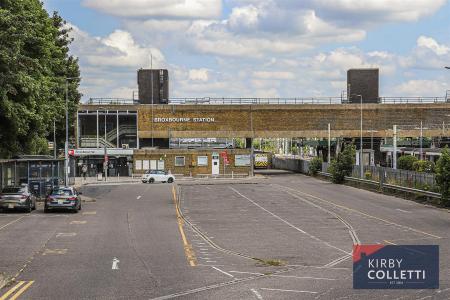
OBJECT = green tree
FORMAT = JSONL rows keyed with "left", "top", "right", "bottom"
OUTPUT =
{"left": 0, "top": 0, "right": 80, "bottom": 158}
{"left": 435, "top": 147, "right": 450, "bottom": 206}
{"left": 397, "top": 155, "right": 418, "bottom": 171}
{"left": 329, "top": 145, "right": 356, "bottom": 184}
{"left": 309, "top": 157, "right": 322, "bottom": 176}
{"left": 412, "top": 160, "right": 435, "bottom": 173}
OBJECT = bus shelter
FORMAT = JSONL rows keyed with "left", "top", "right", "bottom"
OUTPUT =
{"left": 0, "top": 157, "right": 74, "bottom": 198}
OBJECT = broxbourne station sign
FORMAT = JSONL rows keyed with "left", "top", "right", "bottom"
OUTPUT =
{"left": 153, "top": 117, "right": 215, "bottom": 123}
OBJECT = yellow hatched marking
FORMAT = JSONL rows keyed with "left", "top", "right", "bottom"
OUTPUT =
{"left": 9, "top": 281, "right": 34, "bottom": 300}
{"left": 172, "top": 186, "right": 197, "bottom": 267}
{"left": 0, "top": 281, "right": 25, "bottom": 300}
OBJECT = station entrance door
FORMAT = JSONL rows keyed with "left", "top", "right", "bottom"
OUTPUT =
{"left": 212, "top": 153, "right": 220, "bottom": 175}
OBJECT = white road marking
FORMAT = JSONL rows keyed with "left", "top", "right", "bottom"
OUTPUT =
{"left": 251, "top": 288, "right": 264, "bottom": 299}
{"left": 206, "top": 260, "right": 217, "bottom": 263}
{"left": 137, "top": 196, "right": 142, "bottom": 200}
{"left": 260, "top": 288, "right": 317, "bottom": 294}
{"left": 271, "top": 274, "right": 337, "bottom": 281}
{"left": 230, "top": 271, "right": 264, "bottom": 275}
{"left": 112, "top": 257, "right": 120, "bottom": 270}
{"left": 56, "top": 232, "right": 77, "bottom": 237}
{"left": 396, "top": 208, "right": 411, "bottom": 213}
{"left": 230, "top": 187, "right": 350, "bottom": 255}
{"left": 211, "top": 266, "right": 234, "bottom": 278}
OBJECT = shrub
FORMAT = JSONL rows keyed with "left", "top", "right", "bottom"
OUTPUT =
{"left": 309, "top": 157, "right": 322, "bottom": 176}
{"left": 435, "top": 147, "right": 450, "bottom": 206}
{"left": 364, "top": 171, "right": 372, "bottom": 180}
{"left": 329, "top": 145, "right": 356, "bottom": 184}
{"left": 398, "top": 155, "right": 418, "bottom": 171}
{"left": 412, "top": 160, "right": 435, "bottom": 173}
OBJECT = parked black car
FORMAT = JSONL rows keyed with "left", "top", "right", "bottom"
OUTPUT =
{"left": 44, "top": 187, "right": 82, "bottom": 213}
{"left": 0, "top": 184, "right": 37, "bottom": 212}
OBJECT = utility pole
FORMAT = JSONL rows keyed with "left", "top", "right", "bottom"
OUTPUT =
{"left": 64, "top": 77, "right": 79, "bottom": 186}
{"left": 250, "top": 106, "right": 254, "bottom": 177}
{"left": 328, "top": 123, "right": 331, "bottom": 163}
{"left": 150, "top": 53, "right": 154, "bottom": 148}
{"left": 393, "top": 125, "right": 397, "bottom": 169}
{"left": 53, "top": 119, "right": 56, "bottom": 159}
{"left": 358, "top": 94, "right": 363, "bottom": 178}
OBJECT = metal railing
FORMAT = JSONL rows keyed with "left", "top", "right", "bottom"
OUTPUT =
{"left": 87, "top": 98, "right": 139, "bottom": 105}
{"left": 84, "top": 96, "right": 450, "bottom": 106}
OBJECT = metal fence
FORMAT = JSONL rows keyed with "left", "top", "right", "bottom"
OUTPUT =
{"left": 83, "top": 97, "right": 449, "bottom": 106}
{"left": 273, "top": 157, "right": 438, "bottom": 192}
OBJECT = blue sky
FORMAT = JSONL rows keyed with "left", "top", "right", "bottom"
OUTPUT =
{"left": 42, "top": 0, "right": 450, "bottom": 101}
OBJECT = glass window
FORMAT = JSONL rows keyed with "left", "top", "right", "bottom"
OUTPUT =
{"left": 51, "top": 188, "right": 73, "bottom": 196}
{"left": 135, "top": 160, "right": 142, "bottom": 170}
{"left": 175, "top": 156, "right": 185, "bottom": 167}
{"left": 1, "top": 187, "right": 23, "bottom": 193}
{"left": 235, "top": 155, "right": 251, "bottom": 166}
{"left": 197, "top": 156, "right": 208, "bottom": 166}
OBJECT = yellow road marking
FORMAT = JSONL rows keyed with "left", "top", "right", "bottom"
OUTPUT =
{"left": 42, "top": 249, "right": 67, "bottom": 255}
{"left": 9, "top": 281, "right": 34, "bottom": 300}
{"left": 0, "top": 281, "right": 25, "bottom": 300}
{"left": 172, "top": 186, "right": 197, "bottom": 267}
{"left": 82, "top": 211, "right": 96, "bottom": 215}
{"left": 70, "top": 220, "right": 87, "bottom": 224}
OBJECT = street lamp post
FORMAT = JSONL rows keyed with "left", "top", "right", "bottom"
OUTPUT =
{"left": 99, "top": 107, "right": 108, "bottom": 181}
{"left": 64, "top": 77, "right": 79, "bottom": 187}
{"left": 355, "top": 94, "right": 364, "bottom": 178}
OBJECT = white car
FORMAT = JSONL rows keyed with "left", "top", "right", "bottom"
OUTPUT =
{"left": 142, "top": 170, "right": 175, "bottom": 184}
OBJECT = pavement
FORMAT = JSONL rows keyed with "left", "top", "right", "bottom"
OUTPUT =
{"left": 0, "top": 173, "right": 448, "bottom": 299}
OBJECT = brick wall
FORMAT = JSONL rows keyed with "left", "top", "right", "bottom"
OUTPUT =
{"left": 133, "top": 148, "right": 252, "bottom": 176}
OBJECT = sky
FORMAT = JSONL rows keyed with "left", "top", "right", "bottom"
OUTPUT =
{"left": 42, "top": 0, "right": 450, "bottom": 102}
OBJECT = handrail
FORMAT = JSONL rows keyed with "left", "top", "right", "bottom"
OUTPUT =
{"left": 83, "top": 96, "right": 450, "bottom": 106}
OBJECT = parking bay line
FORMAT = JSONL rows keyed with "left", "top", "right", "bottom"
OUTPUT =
{"left": 229, "top": 187, "right": 350, "bottom": 255}
{"left": 260, "top": 288, "right": 317, "bottom": 294}
{"left": 251, "top": 289, "right": 264, "bottom": 300}
{"left": 211, "top": 266, "right": 234, "bottom": 278}
{"left": 0, "top": 216, "right": 26, "bottom": 231}
{"left": 276, "top": 184, "right": 442, "bottom": 239}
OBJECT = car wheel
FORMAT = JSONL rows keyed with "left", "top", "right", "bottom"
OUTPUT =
{"left": 167, "top": 178, "right": 174, "bottom": 183}
{"left": 149, "top": 178, "right": 155, "bottom": 184}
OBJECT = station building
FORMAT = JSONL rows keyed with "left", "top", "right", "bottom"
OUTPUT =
{"left": 74, "top": 68, "right": 450, "bottom": 177}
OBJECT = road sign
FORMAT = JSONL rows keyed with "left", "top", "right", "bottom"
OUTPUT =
{"left": 68, "top": 149, "right": 74, "bottom": 156}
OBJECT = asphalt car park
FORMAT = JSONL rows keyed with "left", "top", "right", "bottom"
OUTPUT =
{"left": 0, "top": 174, "right": 449, "bottom": 299}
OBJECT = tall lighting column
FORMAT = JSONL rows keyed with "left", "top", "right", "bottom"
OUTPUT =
{"left": 65, "top": 77, "right": 79, "bottom": 186}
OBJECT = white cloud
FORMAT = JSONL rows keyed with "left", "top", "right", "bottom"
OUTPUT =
{"left": 67, "top": 24, "right": 166, "bottom": 100}
{"left": 417, "top": 36, "right": 450, "bottom": 56}
{"left": 399, "top": 36, "right": 450, "bottom": 70}
{"left": 395, "top": 80, "right": 450, "bottom": 96}
{"left": 82, "top": 0, "right": 222, "bottom": 19}
{"left": 188, "top": 68, "right": 209, "bottom": 81}
{"left": 253, "top": 71, "right": 295, "bottom": 80}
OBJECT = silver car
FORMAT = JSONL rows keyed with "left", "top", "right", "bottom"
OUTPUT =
{"left": 44, "top": 187, "right": 82, "bottom": 213}
{"left": 0, "top": 185, "right": 37, "bottom": 213}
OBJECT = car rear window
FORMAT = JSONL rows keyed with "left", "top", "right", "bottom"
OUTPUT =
{"left": 1, "top": 187, "right": 23, "bottom": 193}
{"left": 51, "top": 189, "right": 73, "bottom": 196}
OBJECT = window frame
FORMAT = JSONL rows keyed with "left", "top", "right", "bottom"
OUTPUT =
{"left": 174, "top": 156, "right": 186, "bottom": 167}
